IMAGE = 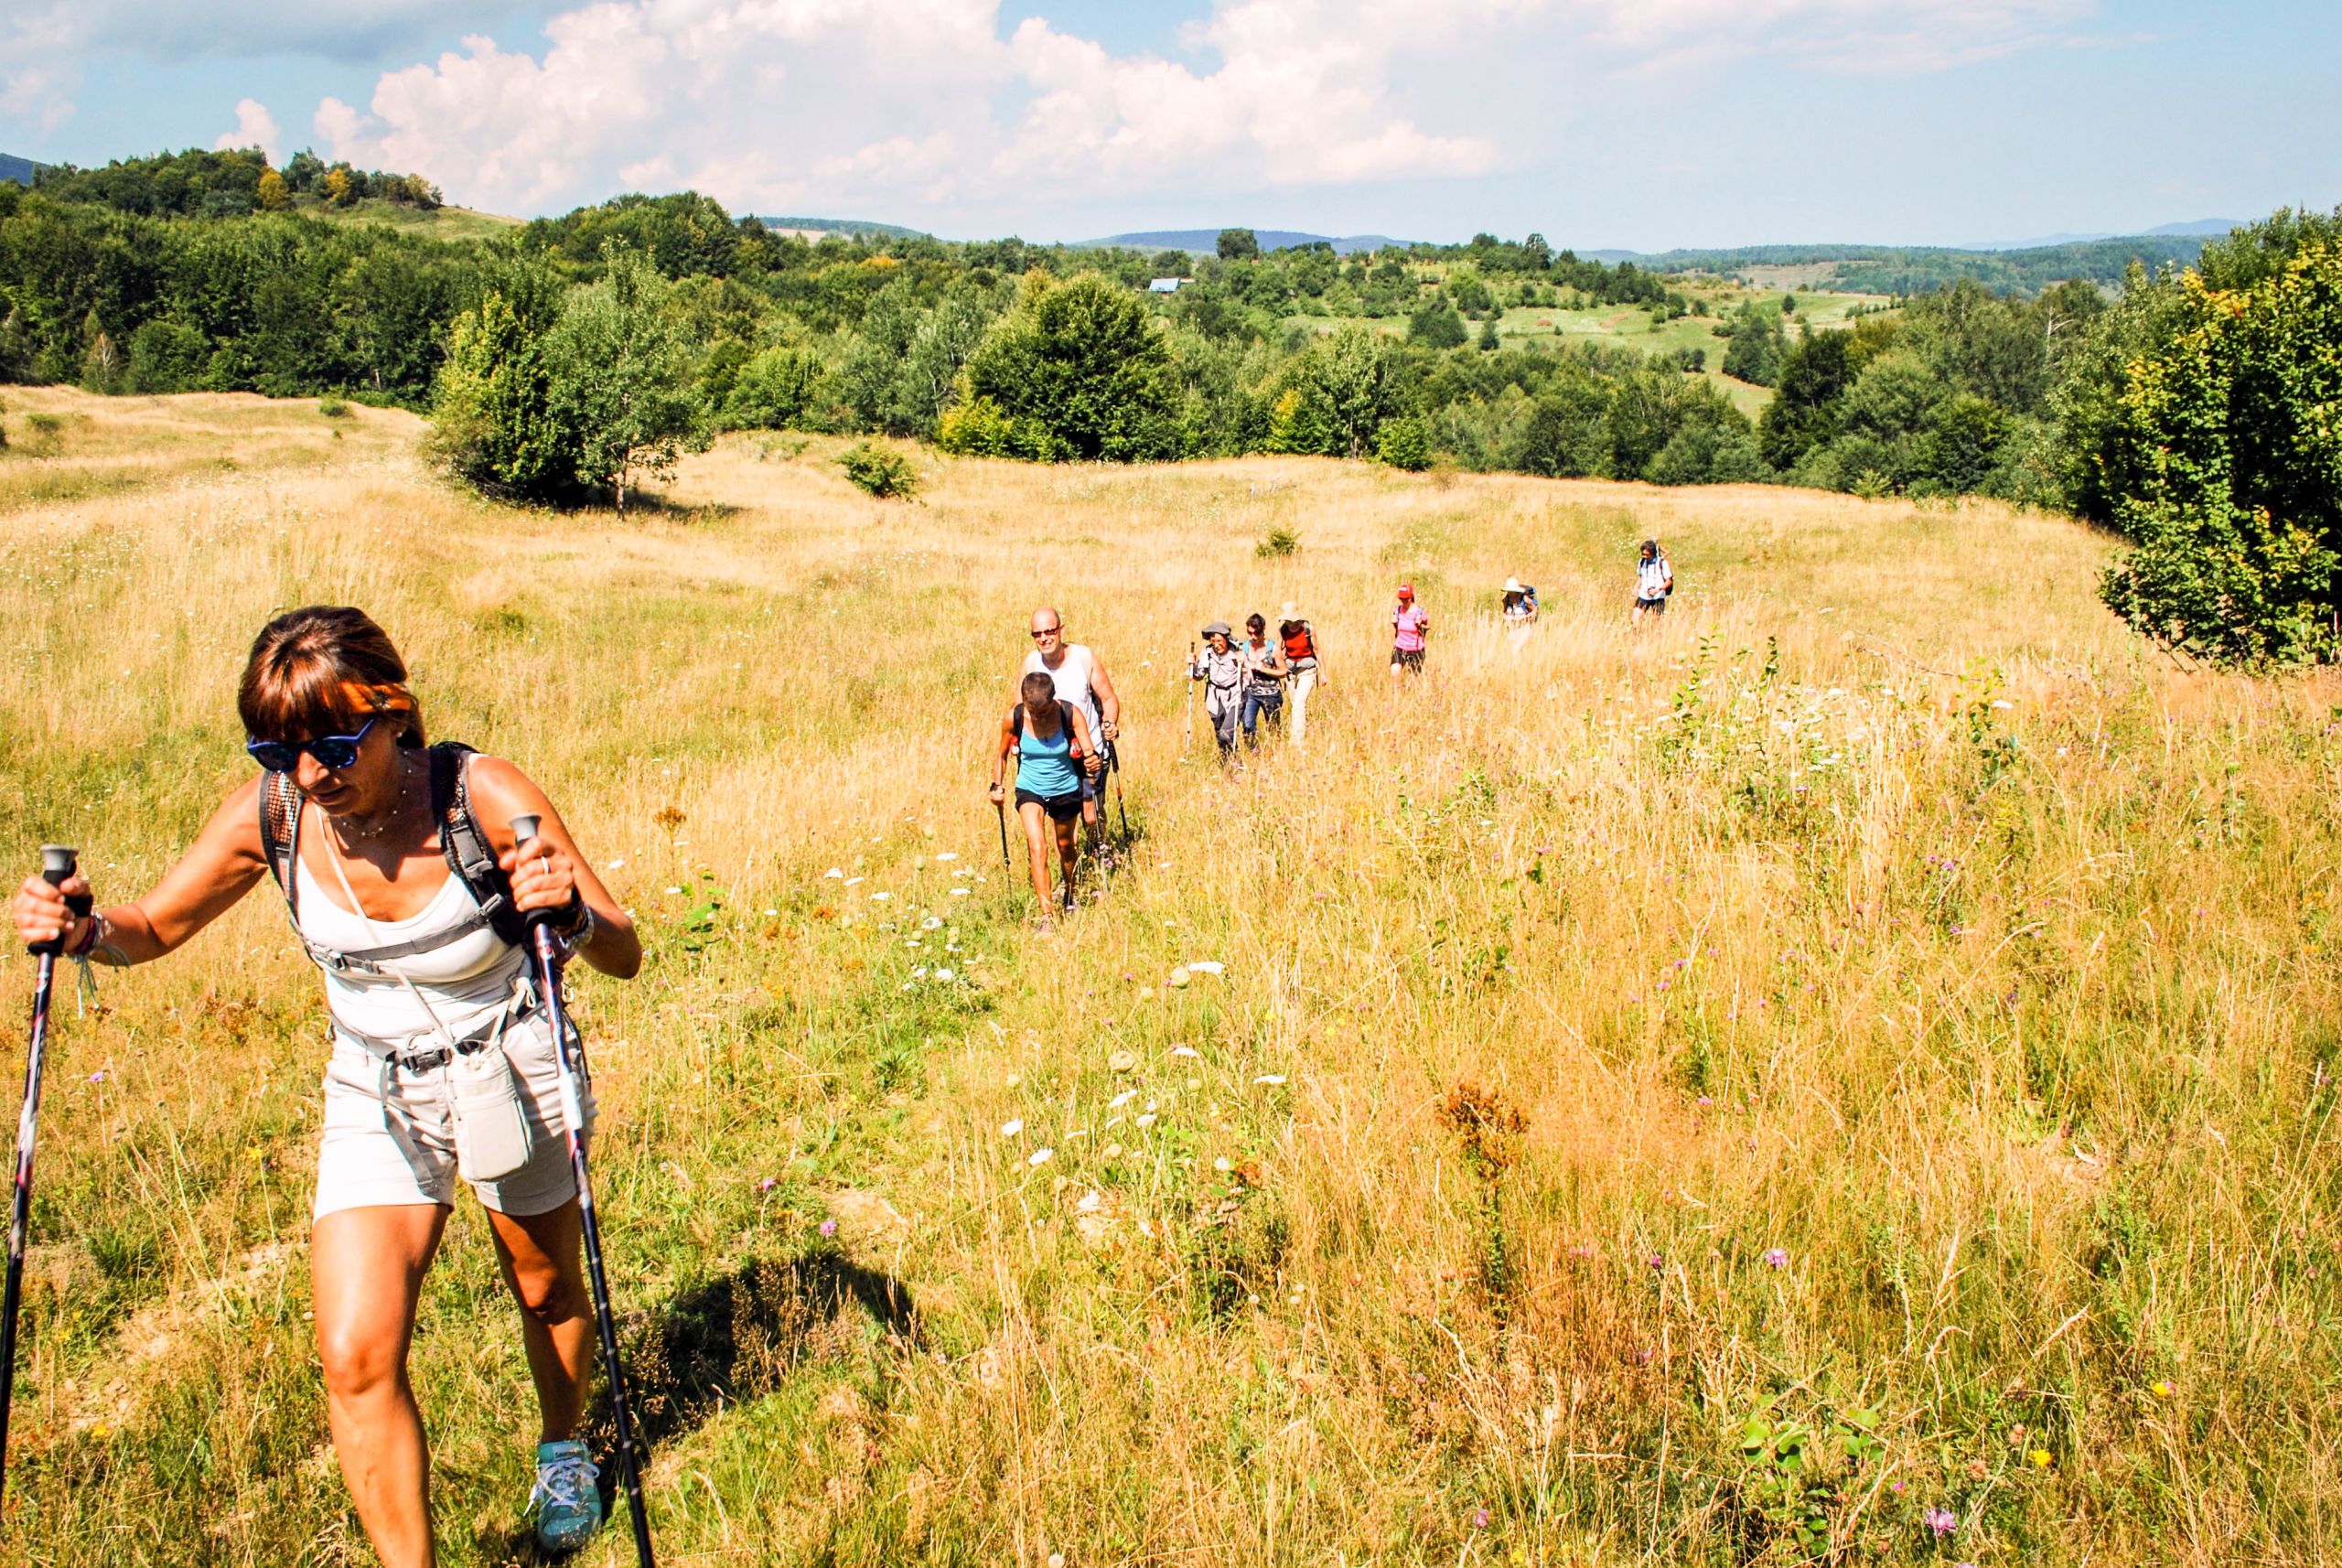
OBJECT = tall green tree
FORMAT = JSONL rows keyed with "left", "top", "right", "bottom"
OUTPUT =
{"left": 2098, "top": 242, "right": 2342, "bottom": 667}
{"left": 963, "top": 272, "right": 1180, "bottom": 461}
{"left": 428, "top": 282, "right": 579, "bottom": 504}
{"left": 543, "top": 242, "right": 707, "bottom": 509}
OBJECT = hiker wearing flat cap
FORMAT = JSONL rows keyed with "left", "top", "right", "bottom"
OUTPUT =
{"left": 1188, "top": 624, "right": 1244, "bottom": 761}
{"left": 1634, "top": 540, "right": 1673, "bottom": 624}
{"left": 1277, "top": 601, "right": 1325, "bottom": 747}
{"left": 1390, "top": 584, "right": 1430, "bottom": 681}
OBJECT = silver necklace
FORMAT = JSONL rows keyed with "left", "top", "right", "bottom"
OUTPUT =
{"left": 333, "top": 761, "right": 422, "bottom": 846}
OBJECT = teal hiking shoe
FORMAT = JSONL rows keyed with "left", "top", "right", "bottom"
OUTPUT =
{"left": 531, "top": 1438, "right": 603, "bottom": 1554}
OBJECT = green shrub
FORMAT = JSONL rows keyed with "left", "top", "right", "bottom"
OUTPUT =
{"left": 1376, "top": 415, "right": 1432, "bottom": 471}
{"left": 1256, "top": 524, "right": 1299, "bottom": 558}
{"left": 2098, "top": 241, "right": 2342, "bottom": 667}
{"left": 317, "top": 397, "right": 351, "bottom": 419}
{"left": 836, "top": 440, "right": 920, "bottom": 499}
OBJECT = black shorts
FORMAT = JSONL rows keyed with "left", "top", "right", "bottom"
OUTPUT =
{"left": 1015, "top": 788, "right": 1083, "bottom": 823}
{"left": 1635, "top": 596, "right": 1668, "bottom": 615}
{"left": 1391, "top": 649, "right": 1425, "bottom": 673}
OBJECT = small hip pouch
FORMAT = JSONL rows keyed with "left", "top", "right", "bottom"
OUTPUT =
{"left": 446, "top": 1036, "right": 535, "bottom": 1182}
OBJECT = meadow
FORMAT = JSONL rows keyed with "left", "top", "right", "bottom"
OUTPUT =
{"left": 0, "top": 384, "right": 2336, "bottom": 1566}
{"left": 1281, "top": 285, "right": 1893, "bottom": 417}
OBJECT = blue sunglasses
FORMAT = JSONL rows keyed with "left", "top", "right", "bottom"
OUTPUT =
{"left": 246, "top": 714, "right": 379, "bottom": 774}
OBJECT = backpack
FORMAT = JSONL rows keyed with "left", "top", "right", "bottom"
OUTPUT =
{"left": 1008, "top": 703, "right": 1087, "bottom": 762}
{"left": 259, "top": 740, "right": 529, "bottom": 974}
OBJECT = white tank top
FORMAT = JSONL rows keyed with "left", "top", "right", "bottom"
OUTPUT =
{"left": 294, "top": 852, "right": 528, "bottom": 1044}
{"left": 1023, "top": 644, "right": 1101, "bottom": 736}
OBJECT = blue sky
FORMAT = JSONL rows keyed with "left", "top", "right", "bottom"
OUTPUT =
{"left": 4, "top": 1, "right": 2335, "bottom": 250}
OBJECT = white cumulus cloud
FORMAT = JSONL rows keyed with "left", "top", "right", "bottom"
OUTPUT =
{"left": 301, "top": 0, "right": 2097, "bottom": 219}
{"left": 214, "top": 98, "right": 284, "bottom": 162}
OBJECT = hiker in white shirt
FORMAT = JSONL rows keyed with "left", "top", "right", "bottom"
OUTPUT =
{"left": 1633, "top": 540, "right": 1673, "bottom": 624}
{"left": 1020, "top": 607, "right": 1122, "bottom": 856}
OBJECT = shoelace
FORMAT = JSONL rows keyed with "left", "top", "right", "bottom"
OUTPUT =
{"left": 532, "top": 1452, "right": 598, "bottom": 1515}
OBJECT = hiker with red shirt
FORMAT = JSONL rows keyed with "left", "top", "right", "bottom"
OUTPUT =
{"left": 1277, "top": 601, "right": 1325, "bottom": 746}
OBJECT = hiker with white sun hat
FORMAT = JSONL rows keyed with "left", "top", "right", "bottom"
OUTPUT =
{"left": 1500, "top": 577, "right": 1539, "bottom": 624}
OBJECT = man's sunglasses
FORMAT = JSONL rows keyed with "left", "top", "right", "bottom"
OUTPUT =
{"left": 246, "top": 715, "right": 379, "bottom": 774}
{"left": 1030, "top": 626, "right": 1062, "bottom": 639}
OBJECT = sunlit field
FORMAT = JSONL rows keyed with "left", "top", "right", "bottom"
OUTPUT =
{"left": 0, "top": 384, "right": 2337, "bottom": 1565}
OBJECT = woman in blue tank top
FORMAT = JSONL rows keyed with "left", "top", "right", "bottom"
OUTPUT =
{"left": 988, "top": 671, "right": 1101, "bottom": 926}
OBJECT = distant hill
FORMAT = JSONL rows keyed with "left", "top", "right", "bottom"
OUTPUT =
{"left": 1617, "top": 231, "right": 2221, "bottom": 296}
{"left": 751, "top": 215, "right": 928, "bottom": 241}
{"left": 1080, "top": 229, "right": 1411, "bottom": 256}
{"left": 0, "top": 153, "right": 37, "bottom": 188}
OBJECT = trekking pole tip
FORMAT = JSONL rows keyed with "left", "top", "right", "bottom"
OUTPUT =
{"left": 38, "top": 846, "right": 76, "bottom": 884}
{"left": 510, "top": 815, "right": 543, "bottom": 847}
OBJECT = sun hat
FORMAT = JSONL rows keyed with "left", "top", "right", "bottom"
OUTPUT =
{"left": 1278, "top": 601, "right": 1302, "bottom": 623}
{"left": 1503, "top": 577, "right": 1524, "bottom": 594}
{"left": 1396, "top": 583, "right": 1414, "bottom": 599}
{"left": 1201, "top": 620, "right": 1231, "bottom": 639}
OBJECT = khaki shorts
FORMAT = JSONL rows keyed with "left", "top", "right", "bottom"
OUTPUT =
{"left": 312, "top": 1013, "right": 595, "bottom": 1220}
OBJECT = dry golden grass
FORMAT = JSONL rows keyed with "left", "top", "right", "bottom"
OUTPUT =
{"left": 0, "top": 387, "right": 2336, "bottom": 1565}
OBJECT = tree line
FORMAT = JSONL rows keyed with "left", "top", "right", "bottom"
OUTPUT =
{"left": 3, "top": 151, "right": 2336, "bottom": 667}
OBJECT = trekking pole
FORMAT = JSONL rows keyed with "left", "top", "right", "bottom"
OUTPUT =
{"left": 1181, "top": 642, "right": 1196, "bottom": 762}
{"left": 509, "top": 818, "right": 656, "bottom": 1568}
{"left": 1109, "top": 744, "right": 1132, "bottom": 843}
{"left": 994, "top": 798, "right": 1021, "bottom": 917}
{"left": 2, "top": 846, "right": 86, "bottom": 1516}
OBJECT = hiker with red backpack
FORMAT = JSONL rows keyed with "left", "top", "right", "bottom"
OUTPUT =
{"left": 8, "top": 606, "right": 641, "bottom": 1564}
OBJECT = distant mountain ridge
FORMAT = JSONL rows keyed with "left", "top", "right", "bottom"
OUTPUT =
{"left": 750, "top": 214, "right": 928, "bottom": 240}
{"left": 1079, "top": 228, "right": 1412, "bottom": 256}
{"left": 0, "top": 153, "right": 37, "bottom": 188}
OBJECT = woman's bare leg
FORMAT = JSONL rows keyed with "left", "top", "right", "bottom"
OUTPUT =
{"left": 1019, "top": 800, "right": 1054, "bottom": 910}
{"left": 485, "top": 1198, "right": 595, "bottom": 1441}
{"left": 313, "top": 1204, "right": 451, "bottom": 1568}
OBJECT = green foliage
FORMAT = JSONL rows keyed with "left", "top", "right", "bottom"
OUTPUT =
{"left": 1376, "top": 415, "right": 1432, "bottom": 471}
{"left": 1721, "top": 303, "right": 1787, "bottom": 386}
{"left": 1407, "top": 298, "right": 1467, "bottom": 349}
{"left": 1255, "top": 523, "right": 1300, "bottom": 557}
{"left": 963, "top": 273, "right": 1179, "bottom": 461}
{"left": 543, "top": 242, "right": 710, "bottom": 507}
{"left": 722, "top": 341, "right": 825, "bottom": 430}
{"left": 427, "top": 282, "right": 582, "bottom": 505}
{"left": 2096, "top": 242, "right": 2342, "bottom": 667}
{"left": 1215, "top": 228, "right": 1260, "bottom": 262}
{"left": 835, "top": 440, "right": 921, "bottom": 499}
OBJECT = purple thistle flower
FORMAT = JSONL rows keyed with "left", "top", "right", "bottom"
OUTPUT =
{"left": 1470, "top": 1508, "right": 1489, "bottom": 1529}
{"left": 1647, "top": 1253, "right": 1664, "bottom": 1270}
{"left": 1923, "top": 1505, "right": 1957, "bottom": 1538}
{"left": 1763, "top": 1248, "right": 1789, "bottom": 1269}
{"left": 820, "top": 1218, "right": 839, "bottom": 1238}
{"left": 757, "top": 1176, "right": 777, "bottom": 1192}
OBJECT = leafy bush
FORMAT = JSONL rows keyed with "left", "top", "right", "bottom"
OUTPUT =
{"left": 836, "top": 440, "right": 920, "bottom": 499}
{"left": 1376, "top": 415, "right": 1432, "bottom": 471}
{"left": 2098, "top": 241, "right": 2342, "bottom": 667}
{"left": 962, "top": 273, "right": 1180, "bottom": 462}
{"left": 1256, "top": 524, "right": 1299, "bottom": 558}
{"left": 317, "top": 397, "right": 350, "bottom": 419}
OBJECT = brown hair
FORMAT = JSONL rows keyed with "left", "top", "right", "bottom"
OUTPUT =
{"left": 239, "top": 607, "right": 424, "bottom": 748}
{"left": 1018, "top": 671, "right": 1060, "bottom": 720}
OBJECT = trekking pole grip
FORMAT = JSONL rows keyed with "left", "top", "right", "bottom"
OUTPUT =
{"left": 30, "top": 847, "right": 81, "bottom": 958}
{"left": 508, "top": 817, "right": 557, "bottom": 935}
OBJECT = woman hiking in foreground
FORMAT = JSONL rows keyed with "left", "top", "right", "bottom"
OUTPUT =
{"left": 9, "top": 607, "right": 639, "bottom": 1566}
{"left": 990, "top": 670, "right": 1104, "bottom": 928}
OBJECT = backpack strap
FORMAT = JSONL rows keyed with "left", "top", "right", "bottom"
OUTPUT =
{"left": 258, "top": 769, "right": 303, "bottom": 921}
{"left": 430, "top": 742, "right": 530, "bottom": 948}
